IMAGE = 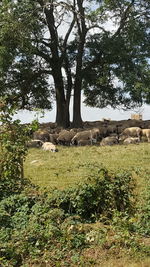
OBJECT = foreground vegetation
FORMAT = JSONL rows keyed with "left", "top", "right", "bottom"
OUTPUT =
{"left": 1, "top": 102, "right": 150, "bottom": 266}
{"left": 1, "top": 158, "right": 150, "bottom": 266}
{"left": 1, "top": 143, "right": 150, "bottom": 266}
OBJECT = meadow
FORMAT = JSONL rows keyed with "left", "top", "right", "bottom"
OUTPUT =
{"left": 25, "top": 142, "right": 150, "bottom": 192}
{"left": 1, "top": 141, "right": 150, "bottom": 266}
{"left": 23, "top": 143, "right": 150, "bottom": 266}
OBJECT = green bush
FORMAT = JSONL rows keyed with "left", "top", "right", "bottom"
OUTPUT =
{"left": 0, "top": 167, "right": 136, "bottom": 266}
{"left": 0, "top": 97, "right": 38, "bottom": 200}
{"left": 48, "top": 167, "right": 135, "bottom": 221}
{"left": 135, "top": 183, "right": 150, "bottom": 236}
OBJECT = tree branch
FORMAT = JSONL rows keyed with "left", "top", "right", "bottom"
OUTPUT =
{"left": 36, "top": 0, "right": 44, "bottom": 7}
{"left": 62, "top": 1, "right": 76, "bottom": 52}
{"left": 35, "top": 48, "right": 52, "bottom": 64}
{"left": 113, "top": 0, "right": 135, "bottom": 38}
{"left": 60, "top": 17, "right": 76, "bottom": 63}
{"left": 87, "top": 25, "right": 108, "bottom": 34}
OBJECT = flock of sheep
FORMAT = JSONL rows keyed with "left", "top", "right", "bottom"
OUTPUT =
{"left": 27, "top": 119, "right": 150, "bottom": 152}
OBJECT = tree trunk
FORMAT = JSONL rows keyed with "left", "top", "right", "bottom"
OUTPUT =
{"left": 43, "top": 5, "right": 72, "bottom": 128}
{"left": 72, "top": 0, "right": 86, "bottom": 128}
{"left": 55, "top": 77, "right": 70, "bottom": 128}
{"left": 72, "top": 39, "right": 85, "bottom": 128}
{"left": 72, "top": 84, "right": 83, "bottom": 128}
{"left": 56, "top": 97, "right": 70, "bottom": 128}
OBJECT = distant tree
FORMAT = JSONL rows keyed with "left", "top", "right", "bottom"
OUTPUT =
{"left": 0, "top": 0, "right": 150, "bottom": 127}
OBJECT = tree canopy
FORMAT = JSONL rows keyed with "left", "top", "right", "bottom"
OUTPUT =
{"left": 0, "top": 0, "right": 150, "bottom": 127}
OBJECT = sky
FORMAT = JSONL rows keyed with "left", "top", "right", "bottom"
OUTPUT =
{"left": 13, "top": 98, "right": 150, "bottom": 124}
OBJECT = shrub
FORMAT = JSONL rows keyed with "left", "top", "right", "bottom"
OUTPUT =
{"left": 0, "top": 97, "right": 38, "bottom": 200}
{"left": 47, "top": 167, "right": 135, "bottom": 221}
{"left": 0, "top": 166, "right": 136, "bottom": 266}
{"left": 135, "top": 182, "right": 150, "bottom": 236}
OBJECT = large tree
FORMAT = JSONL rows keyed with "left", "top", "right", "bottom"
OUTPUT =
{"left": 0, "top": 0, "right": 150, "bottom": 127}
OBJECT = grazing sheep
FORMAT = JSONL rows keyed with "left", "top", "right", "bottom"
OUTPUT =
{"left": 33, "top": 129, "right": 50, "bottom": 142}
{"left": 57, "top": 129, "right": 76, "bottom": 145}
{"left": 42, "top": 142, "right": 58, "bottom": 152}
{"left": 71, "top": 130, "right": 91, "bottom": 145}
{"left": 100, "top": 136, "right": 118, "bottom": 146}
{"left": 142, "top": 129, "right": 150, "bottom": 142}
{"left": 27, "top": 139, "right": 43, "bottom": 148}
{"left": 71, "top": 128, "right": 99, "bottom": 145}
{"left": 123, "top": 137, "right": 139, "bottom": 145}
{"left": 120, "top": 127, "right": 142, "bottom": 141}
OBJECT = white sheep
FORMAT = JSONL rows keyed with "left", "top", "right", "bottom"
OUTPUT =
{"left": 42, "top": 142, "right": 58, "bottom": 152}
{"left": 71, "top": 128, "right": 100, "bottom": 145}
{"left": 92, "top": 128, "right": 101, "bottom": 140}
{"left": 142, "top": 129, "right": 150, "bottom": 142}
{"left": 100, "top": 136, "right": 118, "bottom": 146}
{"left": 120, "top": 127, "right": 142, "bottom": 141}
{"left": 71, "top": 130, "right": 92, "bottom": 145}
{"left": 123, "top": 137, "right": 139, "bottom": 145}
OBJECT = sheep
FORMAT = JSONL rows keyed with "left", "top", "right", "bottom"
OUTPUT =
{"left": 27, "top": 139, "right": 43, "bottom": 148}
{"left": 71, "top": 130, "right": 91, "bottom": 145}
{"left": 78, "top": 139, "right": 93, "bottom": 146}
{"left": 106, "top": 125, "right": 117, "bottom": 135}
{"left": 92, "top": 127, "right": 101, "bottom": 140}
{"left": 100, "top": 136, "right": 119, "bottom": 146}
{"left": 57, "top": 129, "right": 76, "bottom": 145}
{"left": 119, "top": 134, "right": 128, "bottom": 142}
{"left": 33, "top": 129, "right": 50, "bottom": 142}
{"left": 96, "top": 126, "right": 108, "bottom": 139}
{"left": 71, "top": 128, "right": 100, "bottom": 145}
{"left": 119, "top": 127, "right": 142, "bottom": 142}
{"left": 123, "top": 137, "right": 139, "bottom": 145}
{"left": 49, "top": 133, "right": 59, "bottom": 144}
{"left": 42, "top": 142, "right": 58, "bottom": 152}
{"left": 142, "top": 129, "right": 150, "bottom": 142}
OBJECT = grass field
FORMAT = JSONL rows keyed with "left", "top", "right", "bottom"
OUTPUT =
{"left": 24, "top": 142, "right": 150, "bottom": 191}
{"left": 23, "top": 143, "right": 150, "bottom": 266}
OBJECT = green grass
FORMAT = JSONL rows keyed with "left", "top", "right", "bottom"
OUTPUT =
{"left": 24, "top": 142, "right": 150, "bottom": 191}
